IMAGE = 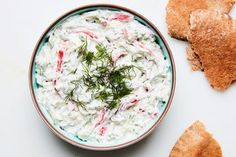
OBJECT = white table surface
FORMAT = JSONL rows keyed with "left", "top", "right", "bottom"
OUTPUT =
{"left": 0, "top": 0, "right": 236, "bottom": 156}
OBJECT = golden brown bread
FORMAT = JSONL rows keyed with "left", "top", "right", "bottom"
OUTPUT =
{"left": 188, "top": 10, "right": 236, "bottom": 90}
{"left": 166, "top": 0, "right": 235, "bottom": 40}
{"left": 199, "top": 138, "right": 222, "bottom": 157}
{"left": 186, "top": 47, "right": 203, "bottom": 71}
{"left": 169, "top": 121, "right": 222, "bottom": 157}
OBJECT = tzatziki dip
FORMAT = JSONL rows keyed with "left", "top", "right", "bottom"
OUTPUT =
{"left": 34, "top": 9, "right": 172, "bottom": 146}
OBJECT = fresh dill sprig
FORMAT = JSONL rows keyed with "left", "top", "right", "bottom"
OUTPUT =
{"left": 68, "top": 42, "right": 144, "bottom": 110}
{"left": 95, "top": 44, "right": 114, "bottom": 66}
{"left": 84, "top": 51, "right": 94, "bottom": 65}
{"left": 76, "top": 40, "right": 88, "bottom": 58}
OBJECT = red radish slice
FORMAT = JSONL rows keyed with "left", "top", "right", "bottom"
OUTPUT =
{"left": 134, "top": 41, "right": 154, "bottom": 56}
{"left": 122, "top": 28, "right": 129, "bottom": 39}
{"left": 125, "top": 98, "right": 139, "bottom": 110}
{"left": 111, "top": 14, "right": 131, "bottom": 21}
{"left": 71, "top": 30, "right": 98, "bottom": 39}
{"left": 99, "top": 126, "right": 107, "bottom": 136}
{"left": 95, "top": 109, "right": 107, "bottom": 127}
{"left": 56, "top": 50, "right": 64, "bottom": 72}
{"left": 53, "top": 50, "right": 64, "bottom": 86}
{"left": 112, "top": 51, "right": 128, "bottom": 62}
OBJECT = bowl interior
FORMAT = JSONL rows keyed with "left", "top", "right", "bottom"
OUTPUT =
{"left": 30, "top": 5, "right": 175, "bottom": 149}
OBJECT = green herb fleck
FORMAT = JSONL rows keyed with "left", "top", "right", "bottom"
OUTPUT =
{"left": 76, "top": 40, "right": 87, "bottom": 58}
{"left": 86, "top": 16, "right": 101, "bottom": 24}
{"left": 65, "top": 87, "right": 85, "bottom": 108}
{"left": 84, "top": 51, "right": 94, "bottom": 65}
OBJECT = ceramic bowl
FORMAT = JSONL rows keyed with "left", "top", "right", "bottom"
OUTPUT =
{"left": 29, "top": 4, "right": 176, "bottom": 151}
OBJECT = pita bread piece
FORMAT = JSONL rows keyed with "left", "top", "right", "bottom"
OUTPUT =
{"left": 186, "top": 47, "right": 203, "bottom": 71}
{"left": 169, "top": 121, "right": 222, "bottom": 157}
{"left": 166, "top": 0, "right": 235, "bottom": 40}
{"left": 189, "top": 10, "right": 236, "bottom": 90}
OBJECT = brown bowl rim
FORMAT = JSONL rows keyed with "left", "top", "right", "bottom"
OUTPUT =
{"left": 28, "top": 3, "right": 176, "bottom": 151}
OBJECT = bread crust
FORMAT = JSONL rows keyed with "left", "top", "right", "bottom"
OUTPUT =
{"left": 186, "top": 47, "right": 203, "bottom": 71}
{"left": 166, "top": 0, "right": 235, "bottom": 40}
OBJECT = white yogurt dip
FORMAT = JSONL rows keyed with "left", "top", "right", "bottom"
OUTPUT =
{"left": 34, "top": 10, "right": 172, "bottom": 145}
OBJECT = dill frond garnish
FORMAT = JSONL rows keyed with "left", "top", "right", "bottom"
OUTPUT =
{"left": 84, "top": 51, "right": 94, "bottom": 65}
{"left": 66, "top": 42, "right": 144, "bottom": 109}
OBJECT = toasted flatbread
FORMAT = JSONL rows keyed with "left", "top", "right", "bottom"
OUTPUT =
{"left": 199, "top": 138, "right": 222, "bottom": 157}
{"left": 189, "top": 10, "right": 236, "bottom": 90}
{"left": 166, "top": 0, "right": 235, "bottom": 40}
{"left": 186, "top": 47, "right": 203, "bottom": 71}
{"left": 169, "top": 121, "right": 222, "bottom": 157}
